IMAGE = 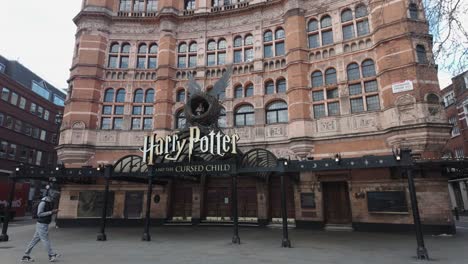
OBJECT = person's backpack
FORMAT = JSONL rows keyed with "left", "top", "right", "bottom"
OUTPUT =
{"left": 31, "top": 200, "right": 43, "bottom": 219}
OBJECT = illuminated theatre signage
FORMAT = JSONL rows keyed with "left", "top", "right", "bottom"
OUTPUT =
{"left": 140, "top": 126, "right": 240, "bottom": 166}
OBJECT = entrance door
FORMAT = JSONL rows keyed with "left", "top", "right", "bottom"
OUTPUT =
{"left": 124, "top": 191, "right": 144, "bottom": 219}
{"left": 238, "top": 187, "right": 257, "bottom": 217}
{"left": 269, "top": 175, "right": 295, "bottom": 219}
{"left": 171, "top": 183, "right": 192, "bottom": 219}
{"left": 205, "top": 177, "right": 231, "bottom": 220}
{"left": 322, "top": 182, "right": 352, "bottom": 224}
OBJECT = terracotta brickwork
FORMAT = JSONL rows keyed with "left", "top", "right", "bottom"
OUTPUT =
{"left": 57, "top": 0, "right": 454, "bottom": 232}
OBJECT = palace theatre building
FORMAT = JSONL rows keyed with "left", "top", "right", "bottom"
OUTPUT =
{"left": 57, "top": 0, "right": 454, "bottom": 233}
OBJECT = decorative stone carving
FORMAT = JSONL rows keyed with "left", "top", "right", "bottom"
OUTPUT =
{"left": 352, "top": 116, "right": 376, "bottom": 130}
{"left": 99, "top": 132, "right": 117, "bottom": 143}
{"left": 317, "top": 119, "right": 337, "bottom": 133}
{"left": 265, "top": 125, "right": 287, "bottom": 138}
{"left": 72, "top": 121, "right": 86, "bottom": 130}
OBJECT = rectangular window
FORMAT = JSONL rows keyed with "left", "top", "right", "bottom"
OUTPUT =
{"left": 40, "top": 130, "right": 47, "bottom": 141}
{"left": 342, "top": 24, "right": 355, "bottom": 40}
{"left": 120, "top": 56, "right": 129, "bottom": 69}
{"left": 217, "top": 53, "right": 226, "bottom": 65}
{"left": 326, "top": 88, "right": 339, "bottom": 99}
{"left": 364, "top": 80, "right": 378, "bottom": 93}
{"left": 357, "top": 19, "right": 370, "bottom": 36}
{"left": 103, "top": 105, "right": 112, "bottom": 115}
{"left": 349, "top": 83, "right": 362, "bottom": 95}
{"left": 207, "top": 54, "right": 216, "bottom": 66}
{"left": 32, "top": 128, "right": 40, "bottom": 138}
{"left": 350, "top": 98, "right": 364, "bottom": 113}
{"left": 19, "top": 146, "right": 27, "bottom": 162}
{"left": 0, "top": 141, "right": 7, "bottom": 158}
{"left": 244, "top": 48, "right": 254, "bottom": 62}
{"left": 312, "top": 90, "right": 324, "bottom": 101}
{"left": 8, "top": 144, "right": 17, "bottom": 159}
{"left": 0, "top": 113, "right": 3, "bottom": 126}
{"left": 35, "top": 151, "right": 43, "bottom": 166}
{"left": 148, "top": 57, "right": 157, "bottom": 69}
{"left": 321, "top": 30, "right": 333, "bottom": 45}
{"left": 188, "top": 55, "right": 197, "bottom": 68}
{"left": 14, "top": 120, "right": 22, "bottom": 132}
{"left": 275, "top": 42, "right": 285, "bottom": 56}
{"left": 37, "top": 106, "right": 44, "bottom": 117}
{"left": 113, "top": 117, "right": 123, "bottom": 130}
{"left": 264, "top": 44, "right": 273, "bottom": 58}
{"left": 101, "top": 117, "right": 112, "bottom": 130}
{"left": 32, "top": 81, "right": 50, "bottom": 100}
{"left": 10, "top": 92, "right": 18, "bottom": 105}
{"left": 234, "top": 50, "right": 242, "bottom": 63}
{"left": 300, "top": 193, "right": 316, "bottom": 209}
{"left": 108, "top": 56, "right": 118, "bottom": 68}
{"left": 143, "top": 118, "right": 153, "bottom": 130}
{"left": 144, "top": 106, "right": 153, "bottom": 115}
{"left": 313, "top": 104, "right": 326, "bottom": 118}
{"left": 44, "top": 110, "right": 50, "bottom": 121}
{"left": 24, "top": 124, "right": 32, "bottom": 136}
{"left": 308, "top": 34, "right": 319, "bottom": 48}
{"left": 327, "top": 102, "right": 340, "bottom": 116}
{"left": 367, "top": 191, "right": 408, "bottom": 212}
{"left": 132, "top": 106, "right": 142, "bottom": 115}
{"left": 113, "top": 105, "right": 124, "bottom": 115}
{"left": 1, "top": 87, "right": 9, "bottom": 101}
{"left": 53, "top": 95, "right": 65, "bottom": 106}
{"left": 366, "top": 95, "right": 380, "bottom": 111}
{"left": 30, "top": 103, "right": 36, "bottom": 113}
{"left": 137, "top": 56, "right": 146, "bottom": 69}
{"left": 450, "top": 116, "right": 460, "bottom": 137}
{"left": 5, "top": 116, "right": 13, "bottom": 129}
{"left": 19, "top": 97, "right": 26, "bottom": 109}
{"left": 131, "top": 118, "right": 141, "bottom": 130}
{"left": 178, "top": 56, "right": 186, "bottom": 68}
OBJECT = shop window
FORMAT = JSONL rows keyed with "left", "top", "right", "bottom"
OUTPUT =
{"left": 78, "top": 191, "right": 115, "bottom": 218}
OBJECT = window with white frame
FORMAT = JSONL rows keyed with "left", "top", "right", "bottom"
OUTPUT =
{"left": 449, "top": 116, "right": 460, "bottom": 137}
{"left": 443, "top": 91, "right": 455, "bottom": 107}
{"left": 0, "top": 63, "right": 5, "bottom": 73}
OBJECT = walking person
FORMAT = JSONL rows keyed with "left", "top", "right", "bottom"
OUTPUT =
{"left": 21, "top": 189, "right": 60, "bottom": 262}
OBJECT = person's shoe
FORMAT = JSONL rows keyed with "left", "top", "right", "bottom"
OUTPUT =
{"left": 21, "top": 255, "right": 34, "bottom": 262}
{"left": 49, "top": 253, "right": 60, "bottom": 262}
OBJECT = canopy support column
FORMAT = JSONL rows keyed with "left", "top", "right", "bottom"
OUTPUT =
{"left": 97, "top": 165, "right": 112, "bottom": 241}
{"left": 280, "top": 173, "right": 291, "bottom": 248}
{"left": 0, "top": 171, "right": 16, "bottom": 242}
{"left": 142, "top": 165, "right": 154, "bottom": 241}
{"left": 231, "top": 174, "right": 240, "bottom": 244}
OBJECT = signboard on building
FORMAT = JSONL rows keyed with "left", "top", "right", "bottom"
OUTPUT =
{"left": 392, "top": 80, "right": 413, "bottom": 94}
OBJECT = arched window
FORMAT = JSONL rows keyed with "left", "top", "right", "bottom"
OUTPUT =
{"left": 277, "top": 79, "right": 286, "bottom": 93}
{"left": 320, "top": 15, "right": 332, "bottom": 28}
{"left": 218, "top": 108, "right": 227, "bottom": 128}
{"left": 134, "top": 89, "right": 144, "bottom": 103}
{"left": 275, "top": 28, "right": 285, "bottom": 39}
{"left": 341, "top": 9, "right": 353, "bottom": 22}
{"left": 234, "top": 36, "right": 243, "bottom": 47}
{"left": 189, "top": 42, "right": 197, "bottom": 52}
{"left": 179, "top": 43, "right": 187, "bottom": 53}
{"left": 263, "top": 31, "right": 273, "bottom": 42}
{"left": 179, "top": 42, "right": 197, "bottom": 68}
{"left": 416, "top": 45, "right": 427, "bottom": 63}
{"left": 312, "top": 71, "right": 323, "bottom": 88}
{"left": 116, "top": 89, "right": 126, "bottom": 102}
{"left": 104, "top": 88, "right": 114, "bottom": 102}
{"left": 149, "top": 44, "right": 158, "bottom": 54}
{"left": 347, "top": 63, "right": 360, "bottom": 81}
{"left": 218, "top": 39, "right": 227, "bottom": 50}
{"left": 308, "top": 19, "right": 318, "bottom": 32}
{"left": 320, "top": 16, "right": 333, "bottom": 45}
{"left": 409, "top": 3, "right": 418, "bottom": 19}
{"left": 207, "top": 40, "right": 216, "bottom": 51}
{"left": 266, "top": 101, "right": 288, "bottom": 124}
{"left": 176, "top": 110, "right": 186, "bottom": 129}
{"left": 245, "top": 35, "right": 254, "bottom": 45}
{"left": 325, "top": 68, "right": 337, "bottom": 85}
{"left": 185, "top": 0, "right": 195, "bottom": 10}
{"left": 145, "top": 89, "right": 154, "bottom": 103}
{"left": 138, "top": 44, "right": 147, "bottom": 54}
{"left": 265, "top": 81, "right": 275, "bottom": 94}
{"left": 426, "top": 93, "right": 440, "bottom": 104}
{"left": 176, "top": 90, "right": 186, "bottom": 102}
{"left": 110, "top": 43, "right": 120, "bottom": 53}
{"left": 235, "top": 105, "right": 255, "bottom": 126}
{"left": 245, "top": 84, "right": 254, "bottom": 97}
{"left": 234, "top": 85, "right": 243, "bottom": 98}
{"left": 355, "top": 5, "right": 368, "bottom": 18}
{"left": 121, "top": 43, "right": 131, "bottom": 53}
{"left": 361, "top": 60, "right": 376, "bottom": 77}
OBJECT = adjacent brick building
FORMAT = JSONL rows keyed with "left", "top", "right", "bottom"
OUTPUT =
{"left": 0, "top": 55, "right": 65, "bottom": 217}
{"left": 57, "top": 0, "right": 454, "bottom": 233}
{"left": 440, "top": 70, "right": 468, "bottom": 213}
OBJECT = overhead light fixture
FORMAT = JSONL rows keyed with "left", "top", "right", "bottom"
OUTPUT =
{"left": 334, "top": 153, "right": 341, "bottom": 164}
{"left": 392, "top": 147, "right": 401, "bottom": 161}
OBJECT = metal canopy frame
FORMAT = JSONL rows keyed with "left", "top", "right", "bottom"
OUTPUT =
{"left": 2, "top": 150, "right": 464, "bottom": 259}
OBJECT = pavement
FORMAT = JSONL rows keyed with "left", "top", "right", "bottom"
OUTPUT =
{"left": 0, "top": 218, "right": 468, "bottom": 264}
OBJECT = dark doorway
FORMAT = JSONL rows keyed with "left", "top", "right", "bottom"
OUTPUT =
{"left": 171, "top": 181, "right": 192, "bottom": 219}
{"left": 269, "top": 174, "right": 295, "bottom": 219}
{"left": 205, "top": 177, "right": 231, "bottom": 220}
{"left": 452, "top": 182, "right": 465, "bottom": 211}
{"left": 322, "top": 181, "right": 352, "bottom": 224}
{"left": 124, "top": 191, "right": 143, "bottom": 219}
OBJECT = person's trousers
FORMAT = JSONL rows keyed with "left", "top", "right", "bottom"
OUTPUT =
{"left": 24, "top": 222, "right": 54, "bottom": 256}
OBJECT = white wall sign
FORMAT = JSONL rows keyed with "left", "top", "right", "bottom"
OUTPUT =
{"left": 392, "top": 80, "right": 414, "bottom": 94}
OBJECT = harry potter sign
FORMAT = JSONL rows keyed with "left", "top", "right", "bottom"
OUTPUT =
{"left": 140, "top": 126, "right": 240, "bottom": 165}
